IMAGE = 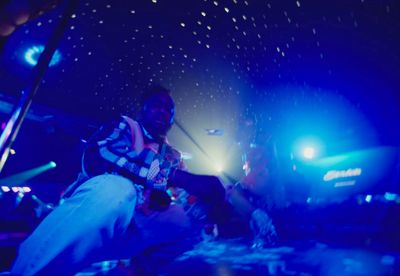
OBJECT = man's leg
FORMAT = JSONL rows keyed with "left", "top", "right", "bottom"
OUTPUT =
{"left": 11, "top": 174, "right": 137, "bottom": 276}
{"left": 106, "top": 203, "right": 200, "bottom": 275}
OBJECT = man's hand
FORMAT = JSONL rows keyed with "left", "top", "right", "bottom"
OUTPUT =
{"left": 251, "top": 208, "right": 271, "bottom": 234}
{"left": 250, "top": 208, "right": 278, "bottom": 247}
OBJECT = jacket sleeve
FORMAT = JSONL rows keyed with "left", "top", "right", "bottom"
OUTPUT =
{"left": 168, "top": 169, "right": 225, "bottom": 205}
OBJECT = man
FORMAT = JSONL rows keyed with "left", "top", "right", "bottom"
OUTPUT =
{"left": 227, "top": 144, "right": 282, "bottom": 248}
{"left": 11, "top": 86, "right": 225, "bottom": 275}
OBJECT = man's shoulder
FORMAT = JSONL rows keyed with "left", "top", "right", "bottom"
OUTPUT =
{"left": 120, "top": 115, "right": 137, "bottom": 124}
{"left": 165, "top": 144, "right": 182, "bottom": 159}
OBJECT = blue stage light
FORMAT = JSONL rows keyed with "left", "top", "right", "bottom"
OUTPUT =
{"left": 365, "top": 195, "right": 372, "bottom": 203}
{"left": 292, "top": 136, "right": 323, "bottom": 161}
{"left": 24, "top": 45, "right": 61, "bottom": 67}
{"left": 303, "top": 147, "right": 315, "bottom": 159}
{"left": 384, "top": 192, "right": 396, "bottom": 201}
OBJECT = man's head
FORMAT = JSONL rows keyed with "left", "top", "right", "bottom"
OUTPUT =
{"left": 139, "top": 85, "right": 175, "bottom": 141}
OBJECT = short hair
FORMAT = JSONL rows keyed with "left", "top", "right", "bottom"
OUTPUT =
{"left": 139, "top": 85, "right": 173, "bottom": 107}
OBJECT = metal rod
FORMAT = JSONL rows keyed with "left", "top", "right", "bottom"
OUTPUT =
{"left": 174, "top": 118, "right": 237, "bottom": 182}
{"left": 0, "top": 0, "right": 80, "bottom": 173}
{"left": 174, "top": 118, "right": 212, "bottom": 161}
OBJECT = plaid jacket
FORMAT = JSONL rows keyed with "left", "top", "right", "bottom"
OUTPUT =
{"left": 63, "top": 116, "right": 184, "bottom": 200}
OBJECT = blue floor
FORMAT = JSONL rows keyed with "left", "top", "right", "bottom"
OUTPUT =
{"left": 75, "top": 238, "right": 400, "bottom": 275}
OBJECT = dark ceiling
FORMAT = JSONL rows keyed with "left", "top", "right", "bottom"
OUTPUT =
{"left": 0, "top": 0, "right": 399, "bottom": 186}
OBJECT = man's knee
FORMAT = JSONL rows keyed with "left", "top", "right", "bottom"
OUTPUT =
{"left": 72, "top": 174, "right": 138, "bottom": 216}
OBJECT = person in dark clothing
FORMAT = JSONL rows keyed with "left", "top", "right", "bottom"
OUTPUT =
{"left": 11, "top": 86, "right": 225, "bottom": 275}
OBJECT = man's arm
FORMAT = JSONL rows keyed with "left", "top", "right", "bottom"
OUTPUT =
{"left": 227, "top": 184, "right": 257, "bottom": 220}
{"left": 168, "top": 169, "right": 228, "bottom": 223}
{"left": 227, "top": 183, "right": 275, "bottom": 239}
{"left": 168, "top": 169, "right": 225, "bottom": 205}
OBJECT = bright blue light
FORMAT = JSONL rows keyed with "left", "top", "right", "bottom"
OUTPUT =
{"left": 293, "top": 136, "right": 323, "bottom": 161}
{"left": 365, "top": 195, "right": 372, "bottom": 203}
{"left": 24, "top": 45, "right": 61, "bottom": 67}
{"left": 384, "top": 192, "right": 396, "bottom": 201}
{"left": 303, "top": 147, "right": 315, "bottom": 159}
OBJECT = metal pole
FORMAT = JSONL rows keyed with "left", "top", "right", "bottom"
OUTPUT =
{"left": 0, "top": 0, "right": 80, "bottom": 173}
{"left": 174, "top": 118, "right": 237, "bottom": 183}
{"left": 174, "top": 118, "right": 212, "bottom": 160}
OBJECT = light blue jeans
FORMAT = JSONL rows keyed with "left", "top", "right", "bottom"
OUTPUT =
{"left": 11, "top": 174, "right": 195, "bottom": 275}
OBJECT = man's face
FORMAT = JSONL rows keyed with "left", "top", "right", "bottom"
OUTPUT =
{"left": 141, "top": 92, "right": 175, "bottom": 139}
